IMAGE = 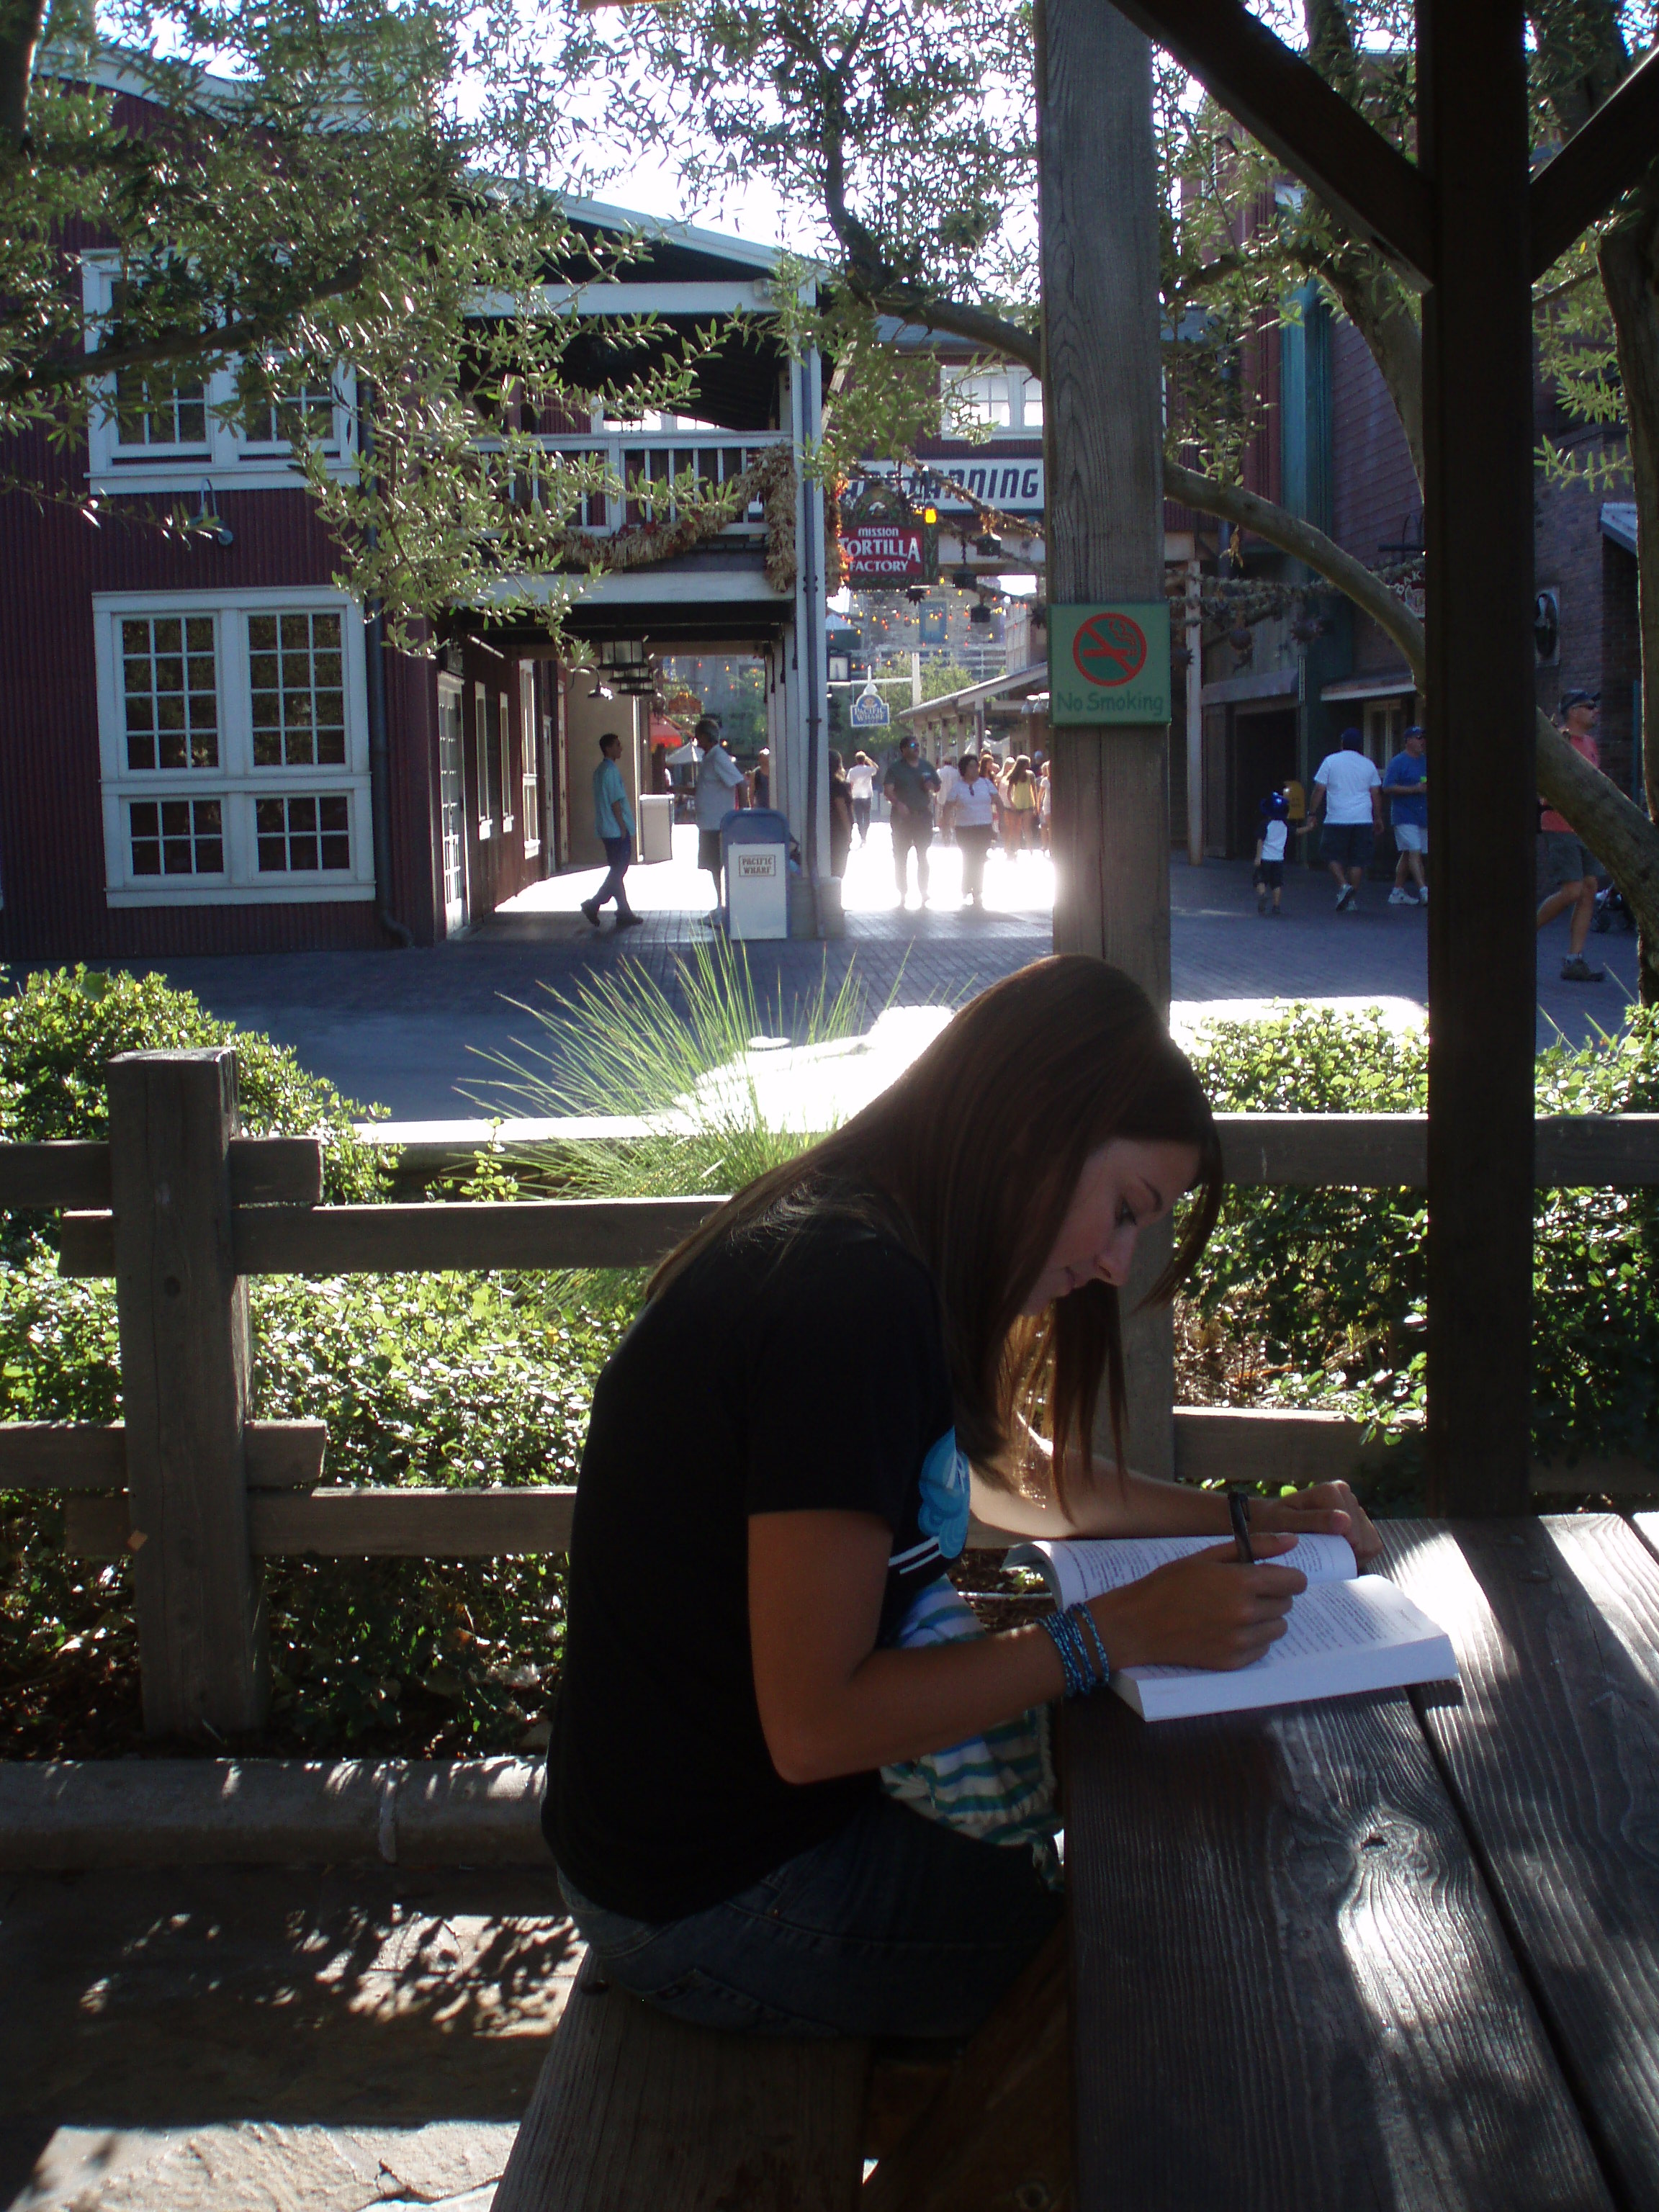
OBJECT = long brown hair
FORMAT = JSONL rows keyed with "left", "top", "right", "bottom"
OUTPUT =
{"left": 649, "top": 958, "right": 1222, "bottom": 1509}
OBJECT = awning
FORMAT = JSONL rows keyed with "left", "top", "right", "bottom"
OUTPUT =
{"left": 649, "top": 712, "right": 685, "bottom": 747}
{"left": 899, "top": 661, "right": 1048, "bottom": 724}
{"left": 1601, "top": 502, "right": 1637, "bottom": 557}
{"left": 1321, "top": 670, "right": 1418, "bottom": 702}
{"left": 1200, "top": 665, "right": 1298, "bottom": 707}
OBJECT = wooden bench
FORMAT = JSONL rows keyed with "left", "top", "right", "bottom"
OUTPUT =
{"left": 493, "top": 1935, "right": 1067, "bottom": 2210}
{"left": 492, "top": 1948, "right": 873, "bottom": 2211}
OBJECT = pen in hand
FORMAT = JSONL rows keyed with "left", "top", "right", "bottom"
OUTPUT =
{"left": 1228, "top": 1488, "right": 1254, "bottom": 1565}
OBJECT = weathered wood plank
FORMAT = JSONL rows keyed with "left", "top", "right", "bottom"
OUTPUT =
{"left": 1384, "top": 1516, "right": 1659, "bottom": 2212}
{"left": 1109, "top": 0, "right": 1435, "bottom": 279}
{"left": 0, "top": 1419, "right": 323, "bottom": 1494}
{"left": 1066, "top": 1683, "right": 1610, "bottom": 2210}
{"left": 1419, "top": 0, "right": 1537, "bottom": 1516}
{"left": 0, "top": 1142, "right": 110, "bottom": 1210}
{"left": 107, "top": 1051, "right": 266, "bottom": 1737}
{"left": 233, "top": 1195, "right": 721, "bottom": 1275}
{"left": 0, "top": 1424, "right": 126, "bottom": 1491}
{"left": 1530, "top": 45, "right": 1659, "bottom": 278}
{"left": 227, "top": 1136, "right": 323, "bottom": 1208}
{"left": 492, "top": 1948, "right": 868, "bottom": 2212}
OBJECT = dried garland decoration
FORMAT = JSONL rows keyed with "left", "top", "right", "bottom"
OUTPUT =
{"left": 535, "top": 445, "right": 799, "bottom": 595}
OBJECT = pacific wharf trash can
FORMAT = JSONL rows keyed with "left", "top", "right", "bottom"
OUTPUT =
{"left": 637, "top": 791, "right": 673, "bottom": 864}
{"left": 722, "top": 809, "right": 789, "bottom": 940}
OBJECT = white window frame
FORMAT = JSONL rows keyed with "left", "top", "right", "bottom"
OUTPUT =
{"left": 498, "top": 688, "right": 515, "bottom": 835}
{"left": 521, "top": 667, "right": 541, "bottom": 858}
{"left": 93, "top": 588, "right": 374, "bottom": 906}
{"left": 81, "top": 255, "right": 355, "bottom": 494}
{"left": 475, "top": 683, "right": 494, "bottom": 840}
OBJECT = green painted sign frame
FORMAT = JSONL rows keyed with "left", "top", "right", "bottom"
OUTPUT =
{"left": 1048, "top": 601, "right": 1172, "bottom": 725}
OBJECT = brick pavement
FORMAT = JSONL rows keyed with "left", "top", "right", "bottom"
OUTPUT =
{"left": 114, "top": 827, "right": 1638, "bottom": 1118}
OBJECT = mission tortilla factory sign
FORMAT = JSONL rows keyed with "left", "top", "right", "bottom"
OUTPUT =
{"left": 843, "top": 522, "right": 928, "bottom": 583}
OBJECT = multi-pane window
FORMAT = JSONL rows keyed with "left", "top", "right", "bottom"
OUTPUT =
{"left": 128, "top": 797, "right": 224, "bottom": 876}
{"left": 256, "top": 794, "right": 352, "bottom": 873}
{"left": 246, "top": 377, "right": 336, "bottom": 447}
{"left": 115, "top": 372, "right": 207, "bottom": 448}
{"left": 99, "top": 593, "right": 372, "bottom": 905}
{"left": 120, "top": 616, "right": 219, "bottom": 770}
{"left": 249, "top": 611, "right": 346, "bottom": 766}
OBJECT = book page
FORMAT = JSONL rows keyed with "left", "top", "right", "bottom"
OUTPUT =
{"left": 1130, "top": 1575, "right": 1423, "bottom": 1679}
{"left": 1015, "top": 1530, "right": 1357, "bottom": 1610}
{"left": 1115, "top": 1575, "right": 1458, "bottom": 1721}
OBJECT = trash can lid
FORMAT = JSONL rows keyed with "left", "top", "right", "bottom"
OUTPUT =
{"left": 721, "top": 808, "right": 789, "bottom": 846}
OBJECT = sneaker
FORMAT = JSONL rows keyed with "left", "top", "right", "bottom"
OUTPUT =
{"left": 1561, "top": 954, "right": 1604, "bottom": 983}
{"left": 1336, "top": 884, "right": 1357, "bottom": 912}
{"left": 580, "top": 899, "right": 600, "bottom": 927}
{"left": 1388, "top": 886, "right": 1413, "bottom": 905}
{"left": 1417, "top": 887, "right": 1428, "bottom": 904}
{"left": 614, "top": 910, "right": 644, "bottom": 930}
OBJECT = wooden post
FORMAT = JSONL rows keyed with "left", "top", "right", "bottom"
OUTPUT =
{"left": 1420, "top": 0, "right": 1537, "bottom": 1514}
{"left": 1185, "top": 557, "right": 1205, "bottom": 868}
{"left": 107, "top": 1049, "right": 268, "bottom": 1737}
{"left": 1039, "top": 0, "right": 1175, "bottom": 1475}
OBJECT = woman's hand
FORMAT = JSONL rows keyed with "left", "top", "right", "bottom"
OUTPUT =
{"left": 1087, "top": 1537, "right": 1306, "bottom": 1672}
{"left": 1254, "top": 1481, "right": 1381, "bottom": 1565}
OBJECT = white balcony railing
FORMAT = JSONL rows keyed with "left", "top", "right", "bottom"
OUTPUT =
{"left": 515, "top": 432, "right": 790, "bottom": 534}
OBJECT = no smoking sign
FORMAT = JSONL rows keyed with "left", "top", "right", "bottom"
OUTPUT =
{"left": 1049, "top": 601, "right": 1172, "bottom": 725}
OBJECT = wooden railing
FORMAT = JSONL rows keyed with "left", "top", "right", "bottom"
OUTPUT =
{"left": 9, "top": 1048, "right": 1659, "bottom": 1739}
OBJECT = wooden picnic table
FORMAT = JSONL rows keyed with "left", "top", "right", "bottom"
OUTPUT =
{"left": 1065, "top": 1512, "right": 1659, "bottom": 2211}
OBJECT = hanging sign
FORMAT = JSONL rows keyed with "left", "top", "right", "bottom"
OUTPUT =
{"left": 849, "top": 680, "right": 891, "bottom": 728}
{"left": 844, "top": 521, "right": 929, "bottom": 583}
{"left": 1048, "top": 602, "right": 1172, "bottom": 724}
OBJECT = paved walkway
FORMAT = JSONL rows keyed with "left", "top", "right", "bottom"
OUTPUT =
{"left": 1, "top": 1863, "right": 574, "bottom": 2211}
{"left": 125, "top": 826, "right": 1639, "bottom": 1118}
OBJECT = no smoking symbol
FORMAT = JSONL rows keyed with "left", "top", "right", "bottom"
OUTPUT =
{"left": 1072, "top": 611, "right": 1147, "bottom": 688}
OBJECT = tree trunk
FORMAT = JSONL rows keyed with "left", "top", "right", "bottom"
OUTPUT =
{"left": 1599, "top": 163, "right": 1659, "bottom": 1004}
{"left": 0, "top": 0, "right": 46, "bottom": 154}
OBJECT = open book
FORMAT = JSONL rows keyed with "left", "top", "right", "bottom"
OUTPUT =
{"left": 1007, "top": 1532, "right": 1457, "bottom": 1722}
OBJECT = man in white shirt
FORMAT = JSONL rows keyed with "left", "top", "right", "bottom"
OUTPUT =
{"left": 693, "top": 716, "right": 747, "bottom": 918}
{"left": 1303, "top": 729, "right": 1383, "bottom": 912}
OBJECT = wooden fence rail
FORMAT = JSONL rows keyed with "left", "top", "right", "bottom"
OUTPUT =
{"left": 7, "top": 1051, "right": 1659, "bottom": 1738}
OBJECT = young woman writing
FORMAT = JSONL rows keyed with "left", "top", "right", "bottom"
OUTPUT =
{"left": 544, "top": 958, "right": 1377, "bottom": 2038}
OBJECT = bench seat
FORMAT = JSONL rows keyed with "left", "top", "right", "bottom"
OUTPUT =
{"left": 491, "top": 1948, "right": 872, "bottom": 2211}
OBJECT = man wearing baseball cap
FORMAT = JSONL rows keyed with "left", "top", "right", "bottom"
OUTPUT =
{"left": 1537, "top": 691, "right": 1604, "bottom": 984}
{"left": 1382, "top": 724, "right": 1428, "bottom": 905}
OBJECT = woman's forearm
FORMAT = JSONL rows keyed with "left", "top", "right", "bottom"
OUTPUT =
{"left": 767, "top": 1627, "right": 1066, "bottom": 1784}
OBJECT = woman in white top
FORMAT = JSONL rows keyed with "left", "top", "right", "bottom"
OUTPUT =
{"left": 846, "top": 753, "right": 878, "bottom": 845}
{"left": 945, "top": 752, "right": 999, "bottom": 906}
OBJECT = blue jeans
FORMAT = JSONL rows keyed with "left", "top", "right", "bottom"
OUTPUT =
{"left": 557, "top": 1795, "right": 1061, "bottom": 2040}
{"left": 592, "top": 832, "right": 633, "bottom": 912}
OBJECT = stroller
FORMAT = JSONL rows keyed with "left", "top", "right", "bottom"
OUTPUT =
{"left": 1592, "top": 883, "right": 1635, "bottom": 934}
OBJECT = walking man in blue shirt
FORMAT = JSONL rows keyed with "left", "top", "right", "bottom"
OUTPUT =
{"left": 1382, "top": 724, "right": 1429, "bottom": 905}
{"left": 582, "top": 732, "right": 644, "bottom": 930}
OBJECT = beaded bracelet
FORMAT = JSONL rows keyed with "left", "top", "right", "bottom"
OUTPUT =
{"left": 1040, "top": 1604, "right": 1110, "bottom": 1699}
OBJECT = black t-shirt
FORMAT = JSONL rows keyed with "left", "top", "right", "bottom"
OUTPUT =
{"left": 544, "top": 1211, "right": 961, "bottom": 1923}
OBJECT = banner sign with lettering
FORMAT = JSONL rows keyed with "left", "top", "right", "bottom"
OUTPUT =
{"left": 844, "top": 522, "right": 929, "bottom": 583}
{"left": 861, "top": 457, "right": 1045, "bottom": 515}
{"left": 1048, "top": 602, "right": 1172, "bottom": 725}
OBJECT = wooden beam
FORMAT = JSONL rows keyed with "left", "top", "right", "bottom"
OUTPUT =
{"left": 107, "top": 1052, "right": 268, "bottom": 1737}
{"left": 1420, "top": 0, "right": 1537, "bottom": 1517}
{"left": 0, "top": 1136, "right": 319, "bottom": 1214}
{"left": 1530, "top": 45, "right": 1659, "bottom": 279}
{"left": 1110, "top": 0, "right": 1436, "bottom": 282}
{"left": 0, "top": 1419, "right": 324, "bottom": 1492}
{"left": 1042, "top": 0, "right": 1176, "bottom": 1479}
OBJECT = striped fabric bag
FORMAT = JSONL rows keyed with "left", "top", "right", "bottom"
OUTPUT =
{"left": 879, "top": 1578, "right": 1061, "bottom": 1882}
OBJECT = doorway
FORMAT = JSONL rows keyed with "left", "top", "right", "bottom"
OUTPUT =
{"left": 436, "top": 673, "right": 469, "bottom": 933}
{"left": 1229, "top": 706, "right": 1299, "bottom": 859}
